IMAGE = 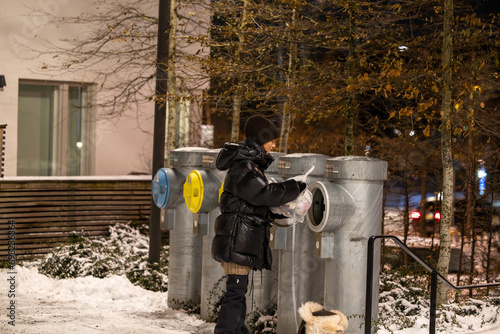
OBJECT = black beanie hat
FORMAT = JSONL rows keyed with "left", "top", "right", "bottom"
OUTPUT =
{"left": 244, "top": 116, "right": 280, "bottom": 146}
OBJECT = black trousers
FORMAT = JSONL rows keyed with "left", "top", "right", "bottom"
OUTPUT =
{"left": 214, "top": 274, "right": 251, "bottom": 334}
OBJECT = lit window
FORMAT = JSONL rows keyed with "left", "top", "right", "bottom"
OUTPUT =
{"left": 17, "top": 80, "right": 96, "bottom": 176}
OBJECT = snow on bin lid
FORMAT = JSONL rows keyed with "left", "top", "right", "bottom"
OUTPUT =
{"left": 170, "top": 147, "right": 210, "bottom": 168}
{"left": 202, "top": 148, "right": 222, "bottom": 169}
{"left": 267, "top": 152, "right": 285, "bottom": 174}
{"left": 278, "top": 153, "right": 329, "bottom": 176}
{"left": 325, "top": 156, "right": 387, "bottom": 181}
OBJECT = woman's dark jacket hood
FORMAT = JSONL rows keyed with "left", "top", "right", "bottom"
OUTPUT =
{"left": 216, "top": 138, "right": 274, "bottom": 172}
{"left": 211, "top": 138, "right": 300, "bottom": 270}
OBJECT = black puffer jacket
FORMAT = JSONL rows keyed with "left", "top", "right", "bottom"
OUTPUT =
{"left": 211, "top": 138, "right": 301, "bottom": 270}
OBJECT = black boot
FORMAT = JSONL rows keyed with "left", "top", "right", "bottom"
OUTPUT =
{"left": 214, "top": 274, "right": 249, "bottom": 334}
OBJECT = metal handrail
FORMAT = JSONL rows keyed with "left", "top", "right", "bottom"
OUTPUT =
{"left": 365, "top": 235, "right": 500, "bottom": 334}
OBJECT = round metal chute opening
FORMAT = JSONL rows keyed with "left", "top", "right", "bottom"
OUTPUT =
{"left": 306, "top": 181, "right": 330, "bottom": 233}
{"left": 309, "top": 186, "right": 325, "bottom": 227}
{"left": 306, "top": 181, "right": 356, "bottom": 233}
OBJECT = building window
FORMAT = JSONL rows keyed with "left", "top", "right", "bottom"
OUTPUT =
{"left": 17, "top": 80, "right": 96, "bottom": 176}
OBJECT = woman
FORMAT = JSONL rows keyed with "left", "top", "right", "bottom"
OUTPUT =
{"left": 212, "top": 115, "right": 306, "bottom": 334}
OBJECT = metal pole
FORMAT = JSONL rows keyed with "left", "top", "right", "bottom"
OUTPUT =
{"left": 0, "top": 124, "right": 6, "bottom": 178}
{"left": 149, "top": 0, "right": 171, "bottom": 264}
{"left": 365, "top": 236, "right": 375, "bottom": 334}
{"left": 430, "top": 271, "right": 437, "bottom": 334}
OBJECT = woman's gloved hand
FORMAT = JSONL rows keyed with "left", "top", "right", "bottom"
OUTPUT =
{"left": 270, "top": 211, "right": 289, "bottom": 220}
{"left": 297, "top": 181, "right": 307, "bottom": 193}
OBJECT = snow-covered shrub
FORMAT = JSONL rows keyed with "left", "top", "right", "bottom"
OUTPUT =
{"left": 207, "top": 276, "right": 226, "bottom": 322}
{"left": 126, "top": 254, "right": 169, "bottom": 292}
{"left": 247, "top": 303, "right": 277, "bottom": 333}
{"left": 39, "top": 236, "right": 119, "bottom": 279}
{"left": 170, "top": 297, "right": 201, "bottom": 316}
{"left": 377, "top": 266, "right": 500, "bottom": 333}
{"left": 37, "top": 223, "right": 169, "bottom": 292}
{"left": 378, "top": 268, "right": 427, "bottom": 331}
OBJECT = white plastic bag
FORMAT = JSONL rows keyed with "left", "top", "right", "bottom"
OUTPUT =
{"left": 292, "top": 188, "right": 313, "bottom": 222}
{"left": 270, "top": 166, "right": 314, "bottom": 227}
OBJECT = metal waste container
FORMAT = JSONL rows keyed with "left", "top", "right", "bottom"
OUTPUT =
{"left": 306, "top": 156, "right": 387, "bottom": 333}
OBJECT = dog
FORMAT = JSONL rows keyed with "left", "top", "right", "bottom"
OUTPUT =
{"left": 297, "top": 301, "right": 348, "bottom": 334}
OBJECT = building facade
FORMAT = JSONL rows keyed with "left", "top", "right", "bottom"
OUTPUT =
{"left": 0, "top": 0, "right": 210, "bottom": 176}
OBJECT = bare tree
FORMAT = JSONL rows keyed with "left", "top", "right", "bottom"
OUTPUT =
{"left": 26, "top": 0, "right": 158, "bottom": 119}
{"left": 25, "top": 0, "right": 210, "bottom": 156}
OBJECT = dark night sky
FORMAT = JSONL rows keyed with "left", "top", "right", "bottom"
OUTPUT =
{"left": 477, "top": 0, "right": 500, "bottom": 14}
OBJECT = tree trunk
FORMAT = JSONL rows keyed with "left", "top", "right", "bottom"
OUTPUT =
{"left": 279, "top": 6, "right": 298, "bottom": 153}
{"left": 231, "top": 94, "right": 242, "bottom": 143}
{"left": 419, "top": 164, "right": 428, "bottom": 237}
{"left": 403, "top": 172, "right": 410, "bottom": 244}
{"left": 465, "top": 119, "right": 475, "bottom": 237}
{"left": 485, "top": 192, "right": 495, "bottom": 286}
{"left": 468, "top": 207, "right": 477, "bottom": 297}
{"left": 280, "top": 102, "right": 292, "bottom": 153}
{"left": 437, "top": 0, "right": 454, "bottom": 307}
{"left": 230, "top": 0, "right": 248, "bottom": 143}
{"left": 344, "top": 0, "right": 356, "bottom": 156}
{"left": 456, "top": 220, "right": 465, "bottom": 287}
{"left": 467, "top": 188, "right": 477, "bottom": 297}
{"left": 403, "top": 167, "right": 410, "bottom": 267}
{"left": 344, "top": 112, "right": 354, "bottom": 156}
{"left": 177, "top": 94, "right": 190, "bottom": 147}
{"left": 165, "top": 0, "right": 178, "bottom": 166}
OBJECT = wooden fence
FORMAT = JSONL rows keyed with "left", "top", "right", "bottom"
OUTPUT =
{"left": 0, "top": 176, "right": 152, "bottom": 261}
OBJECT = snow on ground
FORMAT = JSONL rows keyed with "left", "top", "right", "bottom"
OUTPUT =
{"left": 1, "top": 265, "right": 499, "bottom": 334}
{"left": 380, "top": 324, "right": 500, "bottom": 334}
{"left": 0, "top": 266, "right": 215, "bottom": 334}
{"left": 1, "top": 211, "right": 498, "bottom": 334}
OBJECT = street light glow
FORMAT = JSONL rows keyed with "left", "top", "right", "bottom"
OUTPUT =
{"left": 477, "top": 168, "right": 487, "bottom": 179}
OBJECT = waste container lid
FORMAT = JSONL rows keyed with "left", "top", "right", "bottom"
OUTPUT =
{"left": 170, "top": 147, "right": 210, "bottom": 168}
{"left": 202, "top": 148, "right": 222, "bottom": 169}
{"left": 267, "top": 152, "right": 285, "bottom": 174}
{"left": 278, "top": 153, "right": 329, "bottom": 176}
{"left": 219, "top": 179, "right": 224, "bottom": 203}
{"left": 183, "top": 170, "right": 204, "bottom": 213}
{"left": 325, "top": 156, "right": 387, "bottom": 181}
{"left": 152, "top": 168, "right": 169, "bottom": 209}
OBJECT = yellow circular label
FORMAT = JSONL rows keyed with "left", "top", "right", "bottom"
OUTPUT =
{"left": 183, "top": 170, "right": 204, "bottom": 213}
